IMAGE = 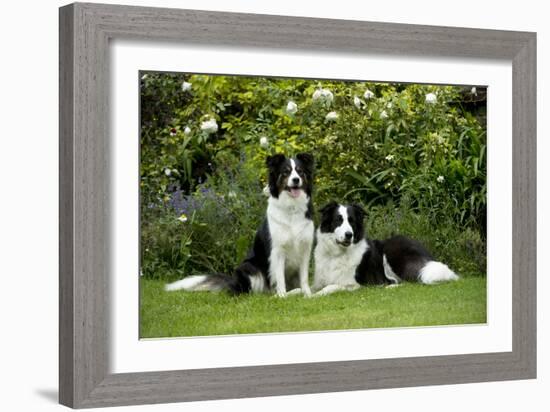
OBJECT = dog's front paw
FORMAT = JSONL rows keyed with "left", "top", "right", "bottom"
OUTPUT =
{"left": 302, "top": 286, "right": 312, "bottom": 298}
{"left": 275, "top": 290, "right": 288, "bottom": 298}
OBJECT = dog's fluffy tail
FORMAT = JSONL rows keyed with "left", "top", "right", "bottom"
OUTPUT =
{"left": 165, "top": 273, "right": 236, "bottom": 293}
{"left": 418, "top": 261, "right": 459, "bottom": 284}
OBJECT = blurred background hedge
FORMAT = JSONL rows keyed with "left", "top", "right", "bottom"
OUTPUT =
{"left": 140, "top": 72, "right": 487, "bottom": 281}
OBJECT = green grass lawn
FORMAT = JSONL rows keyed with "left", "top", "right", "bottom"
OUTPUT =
{"left": 140, "top": 276, "right": 486, "bottom": 338}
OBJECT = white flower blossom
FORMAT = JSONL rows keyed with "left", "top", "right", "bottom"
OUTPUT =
{"left": 471, "top": 86, "right": 477, "bottom": 95}
{"left": 408, "top": 142, "right": 415, "bottom": 147}
{"left": 353, "top": 96, "right": 362, "bottom": 108}
{"left": 164, "top": 168, "right": 172, "bottom": 176}
{"left": 259, "top": 136, "right": 269, "bottom": 148}
{"left": 325, "top": 111, "right": 338, "bottom": 121}
{"left": 200, "top": 119, "right": 218, "bottom": 134}
{"left": 321, "top": 89, "right": 333, "bottom": 103}
{"left": 387, "top": 102, "right": 393, "bottom": 109}
{"left": 286, "top": 101, "right": 298, "bottom": 115}
{"left": 385, "top": 154, "right": 395, "bottom": 161}
{"left": 380, "top": 110, "right": 388, "bottom": 119}
{"left": 364, "top": 89, "right": 375, "bottom": 100}
{"left": 183, "top": 126, "right": 191, "bottom": 135}
{"left": 437, "top": 175, "right": 445, "bottom": 183}
{"left": 425, "top": 93, "right": 437, "bottom": 104}
{"left": 228, "top": 191, "right": 237, "bottom": 198}
{"left": 312, "top": 88, "right": 334, "bottom": 105}
{"left": 181, "top": 81, "right": 192, "bottom": 92}
{"left": 177, "top": 214, "right": 188, "bottom": 223}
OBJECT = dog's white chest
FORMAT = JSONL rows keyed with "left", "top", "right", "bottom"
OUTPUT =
{"left": 313, "top": 233, "right": 368, "bottom": 289}
{"left": 268, "top": 211, "right": 313, "bottom": 249}
{"left": 270, "top": 216, "right": 313, "bottom": 246}
{"left": 267, "top": 195, "right": 314, "bottom": 269}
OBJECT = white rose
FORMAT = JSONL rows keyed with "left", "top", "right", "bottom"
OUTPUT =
{"left": 286, "top": 101, "right": 298, "bottom": 115}
{"left": 325, "top": 111, "right": 338, "bottom": 121}
{"left": 200, "top": 119, "right": 218, "bottom": 134}
{"left": 183, "top": 126, "right": 191, "bottom": 135}
{"left": 181, "top": 81, "right": 192, "bottom": 92}
{"left": 353, "top": 96, "right": 362, "bottom": 108}
{"left": 164, "top": 168, "right": 172, "bottom": 176}
{"left": 437, "top": 175, "right": 445, "bottom": 183}
{"left": 313, "top": 88, "right": 333, "bottom": 105}
{"left": 425, "top": 93, "right": 437, "bottom": 104}
{"left": 364, "top": 89, "right": 375, "bottom": 100}
{"left": 321, "top": 89, "right": 334, "bottom": 103}
{"left": 259, "top": 136, "right": 269, "bottom": 148}
{"left": 380, "top": 110, "right": 388, "bottom": 119}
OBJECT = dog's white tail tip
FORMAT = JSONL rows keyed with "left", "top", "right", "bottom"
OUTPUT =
{"left": 165, "top": 275, "right": 208, "bottom": 292}
{"left": 418, "top": 261, "right": 459, "bottom": 285}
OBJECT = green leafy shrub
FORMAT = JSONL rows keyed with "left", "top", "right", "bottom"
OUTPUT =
{"left": 140, "top": 73, "right": 486, "bottom": 280}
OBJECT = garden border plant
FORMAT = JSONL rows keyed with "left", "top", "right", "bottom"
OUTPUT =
{"left": 140, "top": 74, "right": 487, "bottom": 282}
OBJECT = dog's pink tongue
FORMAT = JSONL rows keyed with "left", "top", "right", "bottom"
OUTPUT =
{"left": 289, "top": 188, "right": 301, "bottom": 198}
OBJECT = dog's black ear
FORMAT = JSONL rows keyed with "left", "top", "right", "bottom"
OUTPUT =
{"left": 350, "top": 203, "right": 366, "bottom": 221}
{"left": 350, "top": 203, "right": 366, "bottom": 242}
{"left": 319, "top": 201, "right": 339, "bottom": 232}
{"left": 266, "top": 154, "right": 286, "bottom": 198}
{"left": 266, "top": 153, "right": 286, "bottom": 170}
{"left": 296, "top": 153, "right": 314, "bottom": 173}
{"left": 320, "top": 201, "right": 338, "bottom": 215}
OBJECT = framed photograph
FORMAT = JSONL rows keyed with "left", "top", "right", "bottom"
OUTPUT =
{"left": 59, "top": 3, "right": 536, "bottom": 408}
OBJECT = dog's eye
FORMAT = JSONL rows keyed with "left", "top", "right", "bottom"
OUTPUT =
{"left": 348, "top": 217, "right": 355, "bottom": 224}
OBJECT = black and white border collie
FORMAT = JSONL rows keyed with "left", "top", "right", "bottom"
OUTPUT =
{"left": 165, "top": 153, "right": 315, "bottom": 297}
{"left": 313, "top": 202, "right": 458, "bottom": 296}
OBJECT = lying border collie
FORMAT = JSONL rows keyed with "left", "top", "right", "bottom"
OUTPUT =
{"left": 313, "top": 202, "right": 458, "bottom": 296}
{"left": 165, "top": 153, "right": 315, "bottom": 297}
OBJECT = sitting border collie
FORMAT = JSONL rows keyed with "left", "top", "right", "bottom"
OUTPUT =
{"left": 165, "top": 153, "right": 315, "bottom": 297}
{"left": 313, "top": 201, "right": 458, "bottom": 296}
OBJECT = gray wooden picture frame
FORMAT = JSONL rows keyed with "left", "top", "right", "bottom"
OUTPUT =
{"left": 59, "top": 2, "right": 536, "bottom": 408}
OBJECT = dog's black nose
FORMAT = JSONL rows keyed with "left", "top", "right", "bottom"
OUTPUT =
{"left": 345, "top": 231, "right": 353, "bottom": 240}
{"left": 292, "top": 177, "right": 300, "bottom": 185}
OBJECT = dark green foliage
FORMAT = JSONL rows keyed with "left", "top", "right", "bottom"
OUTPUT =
{"left": 140, "top": 73, "right": 486, "bottom": 280}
